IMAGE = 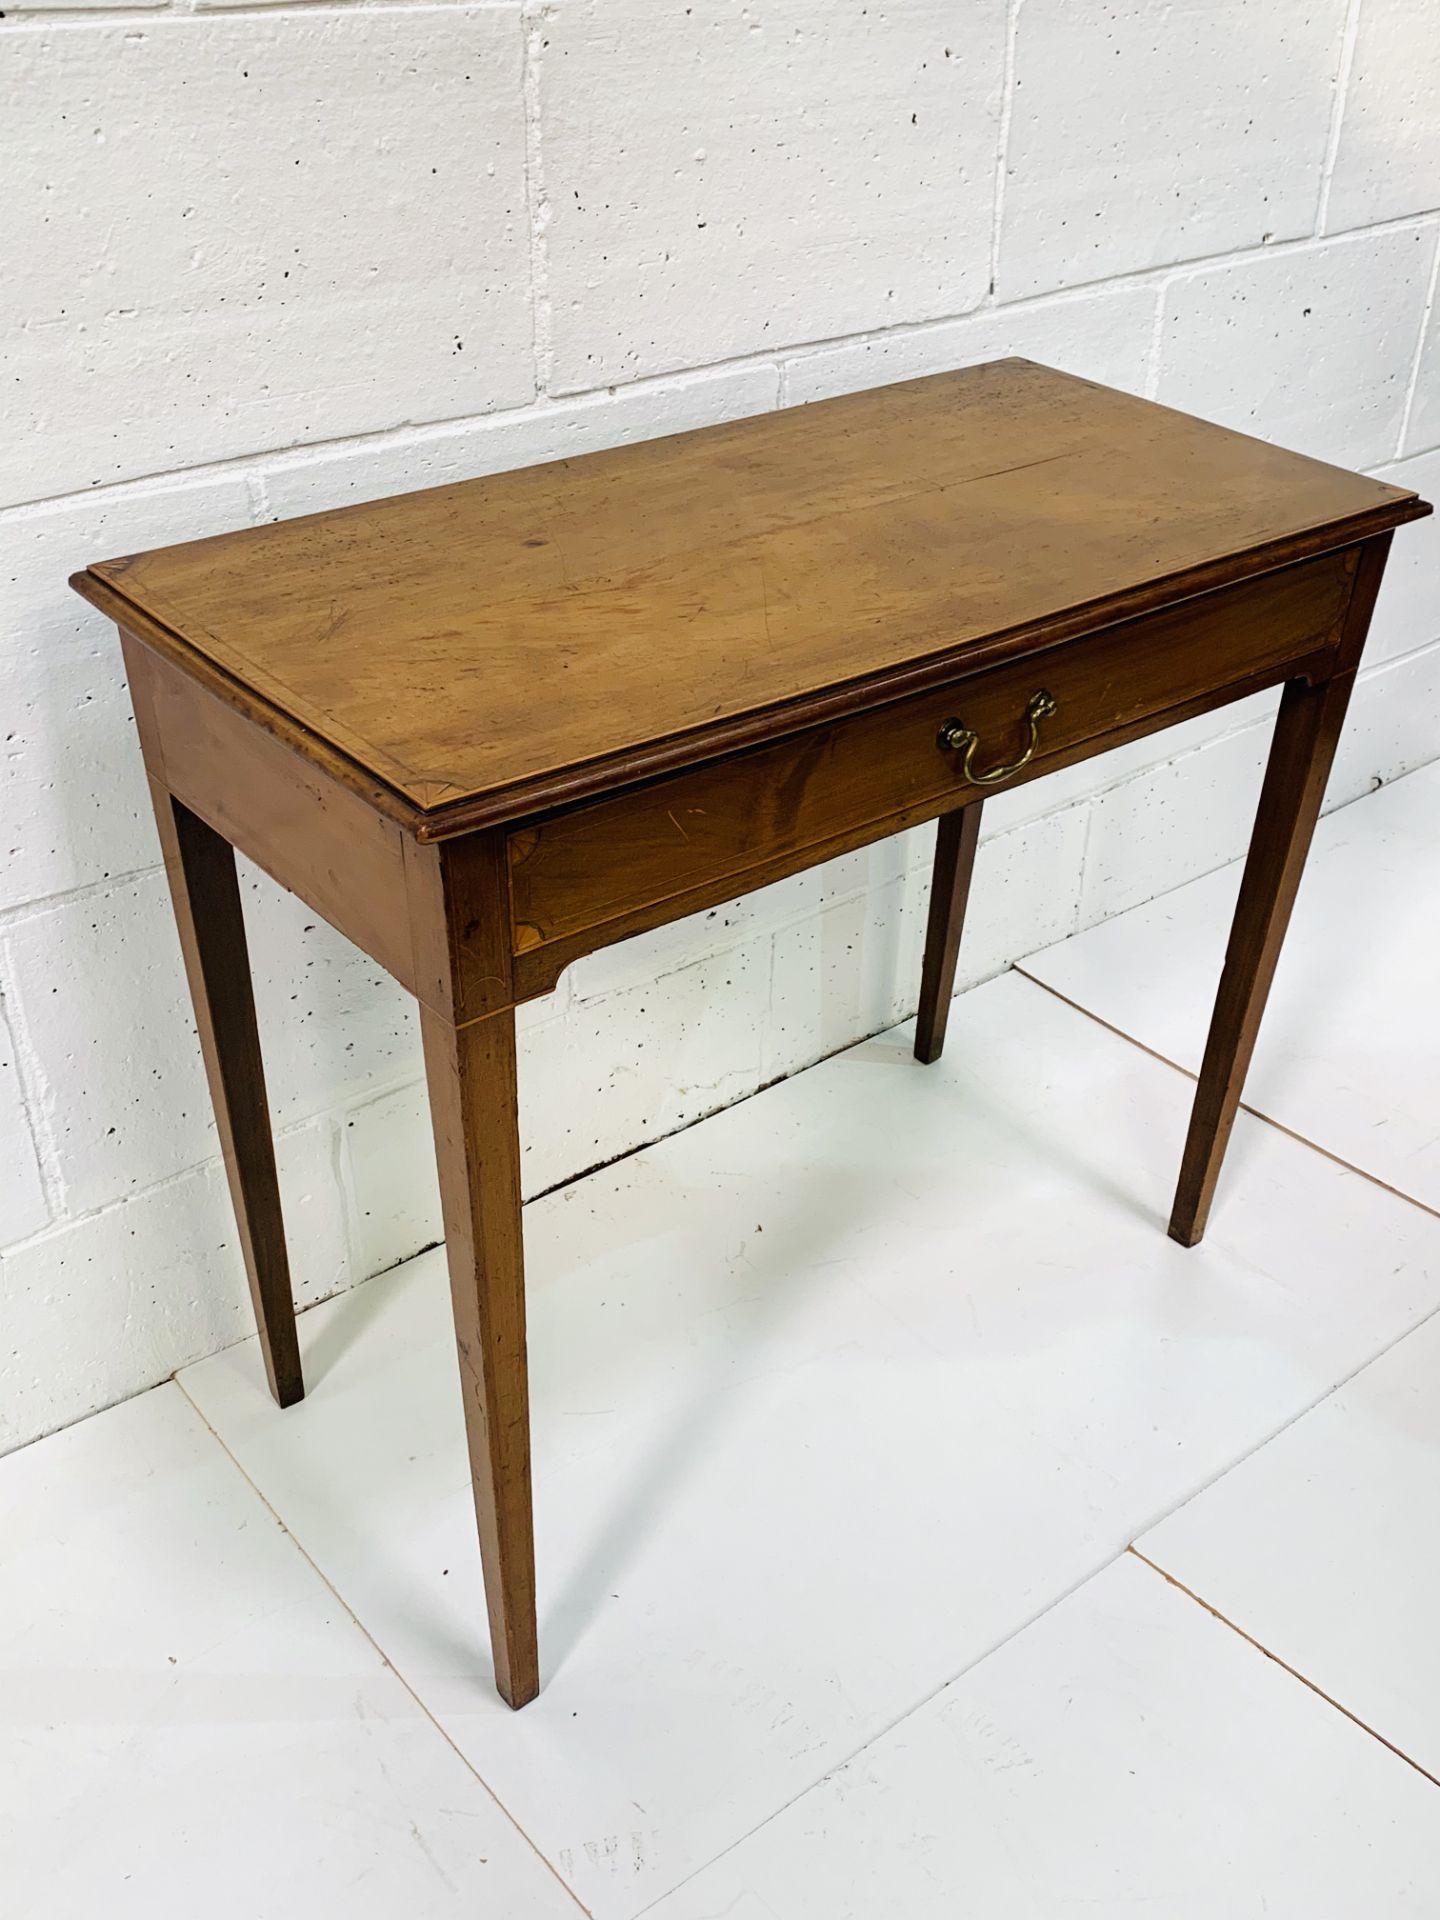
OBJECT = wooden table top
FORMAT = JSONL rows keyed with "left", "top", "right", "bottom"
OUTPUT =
{"left": 75, "top": 359, "right": 1428, "bottom": 835}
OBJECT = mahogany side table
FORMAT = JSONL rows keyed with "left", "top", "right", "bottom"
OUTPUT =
{"left": 72, "top": 360, "right": 1431, "bottom": 1707}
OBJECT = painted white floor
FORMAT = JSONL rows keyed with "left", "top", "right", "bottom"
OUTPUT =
{"left": 0, "top": 1385, "right": 576, "bottom": 1919}
{"left": 3, "top": 767, "right": 1439, "bottom": 1917}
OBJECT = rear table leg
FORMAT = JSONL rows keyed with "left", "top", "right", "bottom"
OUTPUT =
{"left": 915, "top": 801, "right": 984, "bottom": 1065}
{"left": 151, "top": 782, "right": 303, "bottom": 1406}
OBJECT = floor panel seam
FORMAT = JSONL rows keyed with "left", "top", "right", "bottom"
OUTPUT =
{"left": 171, "top": 1375, "right": 594, "bottom": 1920}
{"left": 629, "top": 1544, "right": 1146, "bottom": 1917}
{"left": 1011, "top": 965, "right": 1440, "bottom": 1223}
{"left": 1127, "top": 1546, "right": 1440, "bottom": 1793}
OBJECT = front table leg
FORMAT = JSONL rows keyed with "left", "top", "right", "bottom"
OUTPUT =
{"left": 150, "top": 782, "right": 303, "bottom": 1407}
{"left": 420, "top": 1002, "right": 539, "bottom": 1708}
{"left": 1169, "top": 672, "right": 1356, "bottom": 1246}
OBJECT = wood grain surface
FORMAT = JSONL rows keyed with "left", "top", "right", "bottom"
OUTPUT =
{"left": 507, "top": 548, "right": 1354, "bottom": 960}
{"left": 73, "top": 360, "right": 1428, "bottom": 836}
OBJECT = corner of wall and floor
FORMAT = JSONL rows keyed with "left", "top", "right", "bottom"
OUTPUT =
{"left": 2, "top": 0, "right": 1438, "bottom": 1454}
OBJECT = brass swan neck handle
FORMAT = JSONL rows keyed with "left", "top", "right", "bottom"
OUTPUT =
{"left": 937, "top": 689, "right": 1057, "bottom": 787}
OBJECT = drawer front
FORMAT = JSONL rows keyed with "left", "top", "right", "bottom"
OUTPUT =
{"left": 508, "top": 549, "right": 1354, "bottom": 970}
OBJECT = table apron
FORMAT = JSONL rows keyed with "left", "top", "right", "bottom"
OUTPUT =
{"left": 121, "top": 542, "right": 1366, "bottom": 1021}
{"left": 121, "top": 630, "right": 425, "bottom": 997}
{"left": 506, "top": 546, "right": 1358, "bottom": 999}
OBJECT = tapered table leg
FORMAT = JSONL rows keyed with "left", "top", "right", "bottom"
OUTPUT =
{"left": 150, "top": 782, "right": 303, "bottom": 1406}
{"left": 421, "top": 1002, "right": 538, "bottom": 1709}
{"left": 915, "top": 801, "right": 984, "bottom": 1064}
{"left": 1169, "top": 673, "right": 1356, "bottom": 1246}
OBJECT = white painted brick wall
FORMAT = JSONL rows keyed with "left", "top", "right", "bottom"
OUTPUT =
{"left": 2, "top": 0, "right": 1437, "bottom": 1452}
{"left": 4, "top": 10, "right": 532, "bottom": 501}
{"left": 996, "top": 0, "right": 1348, "bottom": 298}
{"left": 1154, "top": 227, "right": 1437, "bottom": 469}
{"left": 539, "top": 0, "right": 1005, "bottom": 388}
{"left": 1324, "top": 0, "right": 1440, "bottom": 231}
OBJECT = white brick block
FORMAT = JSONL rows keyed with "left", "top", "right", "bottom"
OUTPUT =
{"left": 337, "top": 954, "right": 577, "bottom": 1275}
{"left": 0, "top": 1164, "right": 241, "bottom": 1455}
{"left": 521, "top": 937, "right": 771, "bottom": 1195}
{"left": 2, "top": 865, "right": 418, "bottom": 1218}
{"left": 1405, "top": 292, "right": 1440, "bottom": 457}
{"left": 944, "top": 804, "right": 1087, "bottom": 986}
{"left": 1077, "top": 714, "right": 1277, "bottom": 928}
{"left": 1155, "top": 228, "right": 1437, "bottom": 470}
{"left": 765, "top": 869, "right": 929, "bottom": 1080}
{"left": 567, "top": 835, "right": 915, "bottom": 1005}
{"left": 929, "top": 802, "right": 1090, "bottom": 990}
{"left": 4, "top": 0, "right": 160, "bottom": 10}
{"left": 0, "top": 992, "right": 48, "bottom": 1248}
{"left": 0, "top": 474, "right": 254, "bottom": 912}
{"left": 1367, "top": 451, "right": 1440, "bottom": 664}
{"left": 1076, "top": 639, "right": 1440, "bottom": 932}
{"left": 273, "top": 1118, "right": 353, "bottom": 1314}
{"left": 1071, "top": 645, "right": 1439, "bottom": 935}
{"left": 783, "top": 284, "right": 1157, "bottom": 408}
{"left": 1326, "top": 0, "right": 1440, "bottom": 231}
{"left": 767, "top": 806, "right": 1085, "bottom": 1077}
{"left": 1331, "top": 639, "right": 1440, "bottom": 805}
{"left": 168, "top": 1119, "right": 344, "bottom": 1401}
{"left": 982, "top": 692, "right": 1276, "bottom": 842}
{"left": 541, "top": 0, "right": 1004, "bottom": 391}
{"left": 342, "top": 910, "right": 792, "bottom": 1270}
{"left": 0, "top": 1118, "right": 347, "bottom": 1456}
{"left": 1053, "top": 628, "right": 1439, "bottom": 931}
{"left": 566, "top": 909, "right": 763, "bottom": 1009}
{"left": 2, "top": 11, "right": 531, "bottom": 504}
{"left": 997, "top": 0, "right": 1344, "bottom": 299}
{"left": 340, "top": 1081, "right": 442, "bottom": 1282}
{"left": 241, "top": 868, "right": 422, "bottom": 1125}
{"left": 258, "top": 363, "right": 780, "bottom": 519}
{"left": 3, "top": 872, "right": 216, "bottom": 1217}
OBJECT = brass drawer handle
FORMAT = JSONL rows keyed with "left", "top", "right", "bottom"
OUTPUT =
{"left": 937, "top": 689, "right": 1057, "bottom": 787}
